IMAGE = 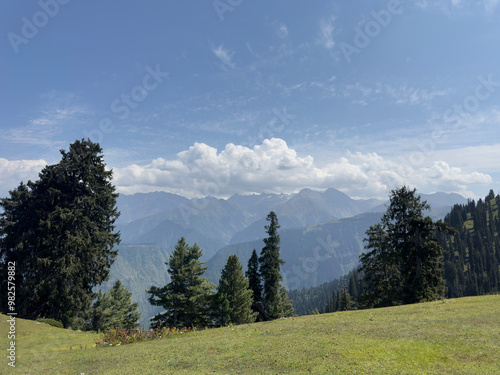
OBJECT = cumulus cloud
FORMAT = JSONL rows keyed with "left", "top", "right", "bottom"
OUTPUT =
{"left": 0, "top": 159, "right": 47, "bottom": 197}
{"left": 0, "top": 140, "right": 491, "bottom": 200}
{"left": 113, "top": 138, "right": 492, "bottom": 199}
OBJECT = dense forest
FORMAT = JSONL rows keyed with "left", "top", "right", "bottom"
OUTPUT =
{"left": 442, "top": 190, "right": 500, "bottom": 298}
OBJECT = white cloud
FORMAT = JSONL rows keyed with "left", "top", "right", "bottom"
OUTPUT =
{"left": 343, "top": 82, "right": 450, "bottom": 106}
{"left": 113, "top": 138, "right": 492, "bottom": 199}
{"left": 212, "top": 44, "right": 235, "bottom": 70}
{"left": 318, "top": 16, "right": 337, "bottom": 49}
{"left": 1, "top": 141, "right": 491, "bottom": 201}
{"left": 30, "top": 106, "right": 88, "bottom": 127}
{"left": 414, "top": 0, "right": 498, "bottom": 15}
{"left": 276, "top": 23, "right": 289, "bottom": 38}
{"left": 0, "top": 159, "right": 47, "bottom": 197}
{"left": 1, "top": 90, "right": 89, "bottom": 148}
{"left": 428, "top": 143, "right": 500, "bottom": 174}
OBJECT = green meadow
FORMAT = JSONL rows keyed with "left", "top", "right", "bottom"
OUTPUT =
{"left": 1, "top": 295, "right": 499, "bottom": 374}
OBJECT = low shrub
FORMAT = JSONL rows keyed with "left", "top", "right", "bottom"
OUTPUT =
{"left": 95, "top": 326, "right": 196, "bottom": 347}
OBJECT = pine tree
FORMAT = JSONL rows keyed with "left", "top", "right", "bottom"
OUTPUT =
{"left": 212, "top": 291, "right": 231, "bottom": 327}
{"left": 325, "top": 289, "right": 337, "bottom": 313}
{"left": 358, "top": 224, "right": 401, "bottom": 308}
{"left": 359, "top": 186, "right": 453, "bottom": 308}
{"left": 0, "top": 140, "right": 120, "bottom": 327}
{"left": 246, "top": 249, "right": 264, "bottom": 321}
{"left": 339, "top": 284, "right": 354, "bottom": 311}
{"left": 92, "top": 280, "right": 141, "bottom": 332}
{"left": 348, "top": 271, "right": 360, "bottom": 300}
{"left": 213, "top": 255, "right": 256, "bottom": 326}
{"left": 147, "top": 237, "right": 215, "bottom": 329}
{"left": 277, "top": 286, "right": 295, "bottom": 318}
{"left": 259, "top": 212, "right": 293, "bottom": 320}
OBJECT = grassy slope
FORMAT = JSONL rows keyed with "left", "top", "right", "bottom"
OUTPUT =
{"left": 1, "top": 295, "right": 499, "bottom": 374}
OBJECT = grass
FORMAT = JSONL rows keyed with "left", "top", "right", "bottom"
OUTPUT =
{"left": 1, "top": 295, "right": 499, "bottom": 374}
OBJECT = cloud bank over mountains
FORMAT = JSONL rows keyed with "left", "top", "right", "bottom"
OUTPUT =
{"left": 0, "top": 138, "right": 491, "bottom": 200}
{"left": 111, "top": 138, "right": 491, "bottom": 199}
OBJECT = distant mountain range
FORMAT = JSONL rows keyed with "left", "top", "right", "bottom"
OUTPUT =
{"left": 108, "top": 188, "right": 468, "bottom": 325}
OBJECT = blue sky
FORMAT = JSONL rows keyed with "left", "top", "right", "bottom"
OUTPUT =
{"left": 1, "top": 0, "right": 500, "bottom": 199}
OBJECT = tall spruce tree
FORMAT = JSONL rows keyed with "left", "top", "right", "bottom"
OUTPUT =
{"left": 147, "top": 237, "right": 215, "bottom": 328}
{"left": 246, "top": 249, "right": 264, "bottom": 321}
{"left": 213, "top": 255, "right": 256, "bottom": 326}
{"left": 259, "top": 211, "right": 293, "bottom": 320}
{"left": 0, "top": 140, "right": 120, "bottom": 327}
{"left": 359, "top": 186, "right": 453, "bottom": 308}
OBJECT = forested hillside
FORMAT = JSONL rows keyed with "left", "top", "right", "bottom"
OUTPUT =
{"left": 290, "top": 190, "right": 500, "bottom": 316}
{"left": 442, "top": 190, "right": 500, "bottom": 298}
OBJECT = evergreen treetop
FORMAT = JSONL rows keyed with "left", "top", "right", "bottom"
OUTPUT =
{"left": 213, "top": 254, "right": 256, "bottom": 326}
{"left": 0, "top": 139, "right": 120, "bottom": 327}
{"left": 246, "top": 249, "right": 264, "bottom": 321}
{"left": 258, "top": 211, "right": 293, "bottom": 320}
{"left": 92, "top": 280, "right": 141, "bottom": 332}
{"left": 359, "top": 186, "right": 454, "bottom": 308}
{"left": 147, "top": 237, "right": 215, "bottom": 329}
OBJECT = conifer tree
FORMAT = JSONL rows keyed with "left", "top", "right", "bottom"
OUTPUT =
{"left": 0, "top": 140, "right": 120, "bottom": 327}
{"left": 92, "top": 280, "right": 141, "bottom": 332}
{"left": 213, "top": 255, "right": 256, "bottom": 326}
{"left": 147, "top": 237, "right": 215, "bottom": 328}
{"left": 339, "top": 284, "right": 354, "bottom": 311}
{"left": 212, "top": 291, "right": 231, "bottom": 327}
{"left": 259, "top": 211, "right": 293, "bottom": 320}
{"left": 246, "top": 249, "right": 264, "bottom": 321}
{"left": 359, "top": 186, "right": 453, "bottom": 308}
{"left": 277, "top": 286, "right": 295, "bottom": 318}
{"left": 327, "top": 289, "right": 338, "bottom": 313}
